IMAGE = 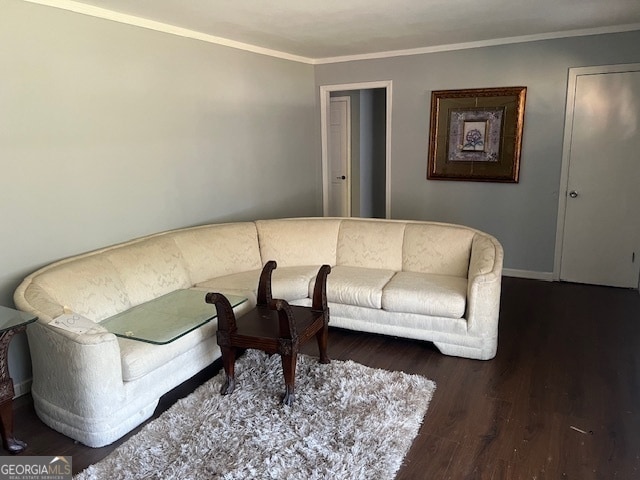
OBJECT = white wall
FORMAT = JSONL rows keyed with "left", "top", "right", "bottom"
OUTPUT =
{"left": 315, "top": 31, "right": 640, "bottom": 275}
{"left": 0, "top": 1, "right": 320, "bottom": 388}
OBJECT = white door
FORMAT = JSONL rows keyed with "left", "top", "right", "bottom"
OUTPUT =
{"left": 558, "top": 65, "right": 640, "bottom": 288}
{"left": 328, "top": 96, "right": 351, "bottom": 217}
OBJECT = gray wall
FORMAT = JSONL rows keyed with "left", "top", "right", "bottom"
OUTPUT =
{"left": 1, "top": 1, "right": 319, "bottom": 387}
{"left": 315, "top": 31, "right": 640, "bottom": 274}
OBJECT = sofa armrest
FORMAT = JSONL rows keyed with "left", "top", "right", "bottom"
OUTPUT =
{"left": 466, "top": 234, "right": 504, "bottom": 342}
{"left": 14, "top": 280, "right": 64, "bottom": 322}
{"left": 42, "top": 317, "right": 114, "bottom": 345}
{"left": 43, "top": 308, "right": 114, "bottom": 345}
{"left": 27, "top": 319, "right": 125, "bottom": 418}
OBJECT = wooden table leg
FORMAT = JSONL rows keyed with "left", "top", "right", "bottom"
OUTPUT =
{"left": 312, "top": 264, "right": 331, "bottom": 365}
{"left": 0, "top": 398, "right": 25, "bottom": 454}
{"left": 0, "top": 328, "right": 26, "bottom": 454}
{"left": 219, "top": 346, "right": 237, "bottom": 395}
{"left": 280, "top": 351, "right": 297, "bottom": 407}
{"left": 316, "top": 316, "right": 330, "bottom": 365}
{"left": 206, "top": 293, "right": 239, "bottom": 397}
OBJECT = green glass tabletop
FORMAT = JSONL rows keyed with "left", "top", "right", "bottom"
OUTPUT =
{"left": 0, "top": 305, "right": 37, "bottom": 334}
{"left": 101, "top": 289, "right": 246, "bottom": 345}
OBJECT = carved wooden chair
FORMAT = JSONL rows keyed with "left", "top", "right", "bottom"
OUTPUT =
{"left": 206, "top": 260, "right": 331, "bottom": 406}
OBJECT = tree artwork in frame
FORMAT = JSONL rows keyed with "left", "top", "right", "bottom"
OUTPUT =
{"left": 427, "top": 87, "right": 527, "bottom": 182}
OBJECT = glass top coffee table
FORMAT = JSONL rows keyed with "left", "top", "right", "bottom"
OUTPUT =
{"left": 101, "top": 289, "right": 247, "bottom": 344}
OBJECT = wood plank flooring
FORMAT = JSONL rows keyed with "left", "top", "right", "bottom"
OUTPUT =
{"left": 6, "top": 277, "right": 640, "bottom": 478}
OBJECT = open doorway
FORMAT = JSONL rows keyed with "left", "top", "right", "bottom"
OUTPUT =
{"left": 320, "top": 81, "right": 392, "bottom": 218}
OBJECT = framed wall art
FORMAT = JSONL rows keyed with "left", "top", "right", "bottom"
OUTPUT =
{"left": 427, "top": 86, "right": 527, "bottom": 182}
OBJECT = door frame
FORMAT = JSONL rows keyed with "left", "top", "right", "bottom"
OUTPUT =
{"left": 553, "top": 63, "right": 640, "bottom": 281}
{"left": 320, "top": 81, "right": 392, "bottom": 218}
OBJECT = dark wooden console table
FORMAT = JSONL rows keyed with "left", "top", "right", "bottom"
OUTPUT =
{"left": 0, "top": 305, "right": 36, "bottom": 454}
{"left": 206, "top": 261, "right": 331, "bottom": 406}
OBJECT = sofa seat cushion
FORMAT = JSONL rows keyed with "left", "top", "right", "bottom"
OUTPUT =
{"left": 196, "top": 269, "right": 260, "bottom": 299}
{"left": 196, "top": 266, "right": 320, "bottom": 302}
{"left": 116, "top": 291, "right": 255, "bottom": 382}
{"left": 322, "top": 266, "right": 395, "bottom": 309}
{"left": 382, "top": 272, "right": 467, "bottom": 318}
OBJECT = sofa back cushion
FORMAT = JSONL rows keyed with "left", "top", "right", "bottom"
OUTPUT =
{"left": 29, "top": 255, "right": 132, "bottom": 321}
{"left": 337, "top": 219, "right": 405, "bottom": 270}
{"left": 171, "top": 223, "right": 262, "bottom": 283}
{"left": 402, "top": 223, "right": 475, "bottom": 277}
{"left": 105, "top": 236, "right": 191, "bottom": 307}
{"left": 256, "top": 218, "right": 341, "bottom": 267}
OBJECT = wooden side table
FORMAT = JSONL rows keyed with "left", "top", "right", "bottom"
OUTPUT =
{"left": 206, "top": 261, "right": 331, "bottom": 406}
{"left": 0, "top": 305, "right": 36, "bottom": 454}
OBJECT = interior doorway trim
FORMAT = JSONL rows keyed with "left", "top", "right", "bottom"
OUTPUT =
{"left": 319, "top": 81, "right": 392, "bottom": 218}
{"left": 553, "top": 63, "right": 640, "bottom": 281}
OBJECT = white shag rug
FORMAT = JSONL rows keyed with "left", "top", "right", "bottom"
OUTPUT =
{"left": 75, "top": 350, "right": 436, "bottom": 480}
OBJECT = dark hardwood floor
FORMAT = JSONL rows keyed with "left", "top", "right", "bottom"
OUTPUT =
{"left": 6, "top": 277, "right": 640, "bottom": 478}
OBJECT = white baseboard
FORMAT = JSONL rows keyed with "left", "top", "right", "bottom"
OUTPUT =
{"left": 13, "top": 379, "right": 32, "bottom": 398}
{"left": 502, "top": 268, "right": 554, "bottom": 281}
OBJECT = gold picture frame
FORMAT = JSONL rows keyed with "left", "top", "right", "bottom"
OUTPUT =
{"left": 427, "top": 86, "right": 527, "bottom": 182}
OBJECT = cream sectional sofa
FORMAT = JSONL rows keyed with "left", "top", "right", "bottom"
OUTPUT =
{"left": 14, "top": 217, "right": 503, "bottom": 447}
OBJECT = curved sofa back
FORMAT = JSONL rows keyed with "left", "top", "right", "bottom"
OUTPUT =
{"left": 259, "top": 218, "right": 478, "bottom": 276}
{"left": 15, "top": 222, "right": 262, "bottom": 321}
{"left": 14, "top": 217, "right": 498, "bottom": 323}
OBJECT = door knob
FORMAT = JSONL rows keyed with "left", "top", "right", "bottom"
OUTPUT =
{"left": 569, "top": 190, "right": 579, "bottom": 198}
{"left": 337, "top": 175, "right": 346, "bottom": 180}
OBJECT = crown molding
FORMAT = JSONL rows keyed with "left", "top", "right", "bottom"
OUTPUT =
{"left": 311, "top": 23, "right": 640, "bottom": 64}
{"left": 23, "top": 0, "right": 314, "bottom": 64}
{"left": 23, "top": 1, "right": 640, "bottom": 66}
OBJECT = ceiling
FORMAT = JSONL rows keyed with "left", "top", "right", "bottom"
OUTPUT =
{"left": 47, "top": 0, "right": 640, "bottom": 61}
